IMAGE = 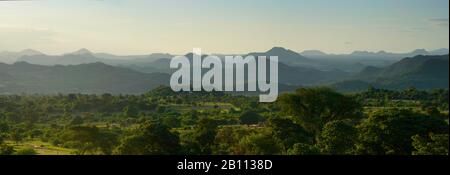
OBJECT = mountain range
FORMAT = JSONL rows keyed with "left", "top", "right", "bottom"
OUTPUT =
{"left": 15, "top": 48, "right": 173, "bottom": 67}
{"left": 0, "top": 49, "right": 44, "bottom": 64}
{"left": 3, "top": 47, "right": 447, "bottom": 68}
{"left": 332, "top": 54, "right": 449, "bottom": 91}
{"left": 0, "top": 62, "right": 169, "bottom": 94}
{"left": 0, "top": 47, "right": 448, "bottom": 94}
{"left": 301, "top": 48, "right": 449, "bottom": 58}
{"left": 300, "top": 48, "right": 449, "bottom": 72}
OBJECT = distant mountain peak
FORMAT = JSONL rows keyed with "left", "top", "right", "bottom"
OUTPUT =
{"left": 184, "top": 52, "right": 205, "bottom": 58}
{"left": 377, "top": 50, "right": 387, "bottom": 54}
{"left": 351, "top": 50, "right": 372, "bottom": 55}
{"left": 265, "top": 47, "right": 304, "bottom": 57}
{"left": 410, "top": 49, "right": 429, "bottom": 55}
{"left": 149, "top": 53, "right": 172, "bottom": 57}
{"left": 70, "top": 48, "right": 93, "bottom": 55}
{"left": 245, "top": 47, "right": 311, "bottom": 65}
{"left": 19, "top": 49, "right": 43, "bottom": 56}
{"left": 301, "top": 50, "right": 327, "bottom": 56}
{"left": 267, "top": 47, "right": 291, "bottom": 53}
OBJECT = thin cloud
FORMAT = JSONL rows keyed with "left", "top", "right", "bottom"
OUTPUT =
{"left": 428, "top": 18, "right": 449, "bottom": 28}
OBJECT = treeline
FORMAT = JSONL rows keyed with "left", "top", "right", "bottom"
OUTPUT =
{"left": 0, "top": 87, "right": 448, "bottom": 155}
{"left": 356, "top": 86, "right": 449, "bottom": 110}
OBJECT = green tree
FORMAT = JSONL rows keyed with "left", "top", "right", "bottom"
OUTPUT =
{"left": 0, "top": 121, "right": 9, "bottom": 133}
{"left": 269, "top": 117, "right": 312, "bottom": 152}
{"left": 356, "top": 109, "right": 449, "bottom": 155}
{"left": 14, "top": 148, "right": 38, "bottom": 155}
{"left": 191, "top": 118, "right": 218, "bottom": 154}
{"left": 180, "top": 110, "right": 199, "bottom": 126}
{"left": 239, "top": 111, "right": 265, "bottom": 125}
{"left": 60, "top": 126, "right": 101, "bottom": 155}
{"left": 116, "top": 122, "right": 180, "bottom": 155}
{"left": 70, "top": 116, "right": 84, "bottom": 125}
{"left": 279, "top": 87, "right": 361, "bottom": 135}
{"left": 96, "top": 130, "right": 119, "bottom": 155}
{"left": 0, "top": 134, "right": 15, "bottom": 155}
{"left": 234, "top": 130, "right": 282, "bottom": 155}
{"left": 162, "top": 116, "right": 181, "bottom": 128}
{"left": 10, "top": 128, "right": 25, "bottom": 143}
{"left": 0, "top": 144, "right": 14, "bottom": 155}
{"left": 318, "top": 120, "right": 357, "bottom": 154}
{"left": 412, "top": 134, "right": 449, "bottom": 155}
{"left": 123, "top": 105, "right": 139, "bottom": 118}
{"left": 424, "top": 106, "right": 440, "bottom": 117}
{"left": 287, "top": 143, "right": 320, "bottom": 155}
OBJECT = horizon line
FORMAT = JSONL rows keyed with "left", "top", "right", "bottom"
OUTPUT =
{"left": 1, "top": 47, "right": 449, "bottom": 57}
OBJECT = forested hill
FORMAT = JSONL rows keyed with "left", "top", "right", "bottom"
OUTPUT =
{"left": 333, "top": 55, "right": 449, "bottom": 91}
{"left": 0, "top": 62, "right": 169, "bottom": 94}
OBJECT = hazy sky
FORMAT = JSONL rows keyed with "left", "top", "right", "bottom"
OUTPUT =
{"left": 0, "top": 0, "right": 448, "bottom": 55}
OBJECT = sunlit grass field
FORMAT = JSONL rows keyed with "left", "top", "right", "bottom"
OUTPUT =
{"left": 6, "top": 140, "right": 75, "bottom": 155}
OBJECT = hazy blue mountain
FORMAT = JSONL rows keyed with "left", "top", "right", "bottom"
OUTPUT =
{"left": 0, "top": 49, "right": 44, "bottom": 64}
{"left": 300, "top": 48, "right": 448, "bottom": 60}
{"left": 409, "top": 49, "right": 429, "bottom": 56}
{"left": 333, "top": 55, "right": 449, "bottom": 91}
{"left": 345, "top": 48, "right": 449, "bottom": 59}
{"left": 123, "top": 58, "right": 172, "bottom": 74}
{"left": 248, "top": 47, "right": 313, "bottom": 66}
{"left": 69, "top": 48, "right": 93, "bottom": 55}
{"left": 374, "top": 55, "right": 449, "bottom": 89}
{"left": 349, "top": 49, "right": 433, "bottom": 58}
{"left": 0, "top": 59, "right": 336, "bottom": 95}
{"left": 278, "top": 63, "right": 350, "bottom": 86}
{"left": 301, "top": 48, "right": 449, "bottom": 72}
{"left": 183, "top": 51, "right": 349, "bottom": 86}
{"left": 430, "top": 48, "right": 449, "bottom": 55}
{"left": 125, "top": 50, "right": 350, "bottom": 86}
{"left": 0, "top": 62, "right": 169, "bottom": 94}
{"left": 354, "top": 66, "right": 383, "bottom": 79}
{"left": 3, "top": 48, "right": 448, "bottom": 94}
{"left": 78, "top": 49, "right": 173, "bottom": 64}
{"left": 93, "top": 52, "right": 148, "bottom": 60}
{"left": 4, "top": 47, "right": 448, "bottom": 68}
{"left": 18, "top": 52, "right": 105, "bottom": 66}
{"left": 16, "top": 48, "right": 103, "bottom": 65}
{"left": 95, "top": 53, "right": 173, "bottom": 66}
{"left": 358, "top": 55, "right": 449, "bottom": 78}
{"left": 14, "top": 49, "right": 174, "bottom": 69}
{"left": 300, "top": 50, "right": 328, "bottom": 57}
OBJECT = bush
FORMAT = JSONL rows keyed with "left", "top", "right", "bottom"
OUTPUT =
{"left": 14, "top": 148, "right": 38, "bottom": 155}
{"left": 0, "top": 144, "right": 15, "bottom": 155}
{"left": 239, "top": 111, "right": 265, "bottom": 125}
{"left": 287, "top": 143, "right": 320, "bottom": 155}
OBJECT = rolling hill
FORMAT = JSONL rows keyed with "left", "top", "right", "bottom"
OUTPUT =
{"left": 2, "top": 48, "right": 448, "bottom": 94}
{"left": 333, "top": 55, "right": 449, "bottom": 91}
{"left": 0, "top": 49, "right": 44, "bottom": 64}
{"left": 0, "top": 62, "right": 169, "bottom": 94}
{"left": 248, "top": 47, "right": 313, "bottom": 66}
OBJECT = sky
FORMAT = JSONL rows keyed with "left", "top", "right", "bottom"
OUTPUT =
{"left": 0, "top": 0, "right": 448, "bottom": 55}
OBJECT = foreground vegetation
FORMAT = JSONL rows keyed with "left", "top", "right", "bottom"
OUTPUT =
{"left": 0, "top": 86, "right": 448, "bottom": 155}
